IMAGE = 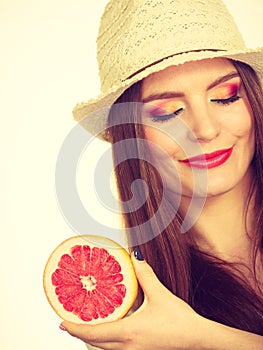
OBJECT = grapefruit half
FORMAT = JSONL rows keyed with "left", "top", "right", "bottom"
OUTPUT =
{"left": 43, "top": 235, "right": 138, "bottom": 324}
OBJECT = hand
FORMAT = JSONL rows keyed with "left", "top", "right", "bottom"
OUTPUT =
{"left": 60, "top": 252, "right": 206, "bottom": 350}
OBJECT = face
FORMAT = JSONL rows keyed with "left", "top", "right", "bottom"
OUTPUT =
{"left": 141, "top": 58, "right": 255, "bottom": 198}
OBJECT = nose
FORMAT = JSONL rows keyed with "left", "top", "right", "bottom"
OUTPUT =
{"left": 186, "top": 102, "right": 220, "bottom": 143}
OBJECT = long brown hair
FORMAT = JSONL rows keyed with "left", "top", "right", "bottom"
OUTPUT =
{"left": 107, "top": 60, "right": 263, "bottom": 334}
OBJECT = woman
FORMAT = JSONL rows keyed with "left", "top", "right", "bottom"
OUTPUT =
{"left": 60, "top": 0, "right": 263, "bottom": 348}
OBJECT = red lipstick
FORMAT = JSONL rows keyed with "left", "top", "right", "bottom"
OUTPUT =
{"left": 179, "top": 147, "right": 234, "bottom": 169}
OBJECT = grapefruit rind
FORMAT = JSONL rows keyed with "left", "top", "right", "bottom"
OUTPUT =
{"left": 43, "top": 235, "right": 138, "bottom": 324}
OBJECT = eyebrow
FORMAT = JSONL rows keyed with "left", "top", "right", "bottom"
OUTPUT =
{"left": 142, "top": 72, "right": 240, "bottom": 103}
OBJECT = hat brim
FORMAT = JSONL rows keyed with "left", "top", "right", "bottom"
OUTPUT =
{"left": 73, "top": 48, "right": 263, "bottom": 141}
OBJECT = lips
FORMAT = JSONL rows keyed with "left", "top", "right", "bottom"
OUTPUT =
{"left": 179, "top": 147, "right": 234, "bottom": 169}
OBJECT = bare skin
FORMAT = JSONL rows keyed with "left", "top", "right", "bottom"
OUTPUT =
{"left": 61, "top": 254, "right": 263, "bottom": 350}
{"left": 142, "top": 58, "right": 260, "bottom": 278}
{"left": 61, "top": 59, "right": 263, "bottom": 349}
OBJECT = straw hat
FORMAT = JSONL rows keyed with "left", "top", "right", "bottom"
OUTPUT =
{"left": 73, "top": 0, "right": 263, "bottom": 140}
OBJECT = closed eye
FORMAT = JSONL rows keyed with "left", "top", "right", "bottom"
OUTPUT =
{"left": 210, "top": 93, "right": 241, "bottom": 105}
{"left": 150, "top": 108, "right": 184, "bottom": 123}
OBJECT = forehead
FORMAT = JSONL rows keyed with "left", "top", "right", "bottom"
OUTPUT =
{"left": 142, "top": 58, "right": 237, "bottom": 97}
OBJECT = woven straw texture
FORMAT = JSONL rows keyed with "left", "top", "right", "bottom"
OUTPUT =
{"left": 73, "top": 0, "right": 263, "bottom": 139}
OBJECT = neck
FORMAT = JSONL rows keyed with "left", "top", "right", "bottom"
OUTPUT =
{"left": 181, "top": 168, "right": 256, "bottom": 262}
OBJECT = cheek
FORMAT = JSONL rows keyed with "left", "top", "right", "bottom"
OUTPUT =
{"left": 144, "top": 125, "right": 181, "bottom": 156}
{"left": 221, "top": 103, "right": 253, "bottom": 138}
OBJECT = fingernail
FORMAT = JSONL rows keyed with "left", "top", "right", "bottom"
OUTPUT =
{"left": 59, "top": 324, "right": 67, "bottom": 331}
{"left": 134, "top": 248, "right": 144, "bottom": 261}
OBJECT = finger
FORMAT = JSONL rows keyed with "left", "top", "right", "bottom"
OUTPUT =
{"left": 86, "top": 340, "right": 122, "bottom": 350}
{"left": 131, "top": 251, "right": 167, "bottom": 300}
{"left": 88, "top": 342, "right": 123, "bottom": 350}
{"left": 61, "top": 319, "right": 126, "bottom": 344}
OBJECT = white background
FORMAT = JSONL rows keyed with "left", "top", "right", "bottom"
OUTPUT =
{"left": 1, "top": 1, "right": 262, "bottom": 349}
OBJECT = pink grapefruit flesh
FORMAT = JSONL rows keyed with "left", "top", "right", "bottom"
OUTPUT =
{"left": 43, "top": 235, "right": 138, "bottom": 324}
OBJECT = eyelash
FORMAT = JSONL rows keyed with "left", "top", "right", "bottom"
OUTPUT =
{"left": 150, "top": 108, "right": 183, "bottom": 123}
{"left": 210, "top": 92, "right": 241, "bottom": 105}
{"left": 149, "top": 92, "right": 241, "bottom": 123}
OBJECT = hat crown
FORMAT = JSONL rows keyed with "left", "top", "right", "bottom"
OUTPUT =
{"left": 97, "top": 0, "right": 246, "bottom": 93}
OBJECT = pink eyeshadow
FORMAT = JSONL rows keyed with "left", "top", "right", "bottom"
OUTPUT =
{"left": 211, "top": 82, "right": 240, "bottom": 99}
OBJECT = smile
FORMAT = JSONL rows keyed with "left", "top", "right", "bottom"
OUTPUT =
{"left": 179, "top": 147, "right": 234, "bottom": 169}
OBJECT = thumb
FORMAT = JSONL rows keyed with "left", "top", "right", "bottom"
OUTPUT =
{"left": 131, "top": 249, "right": 167, "bottom": 300}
